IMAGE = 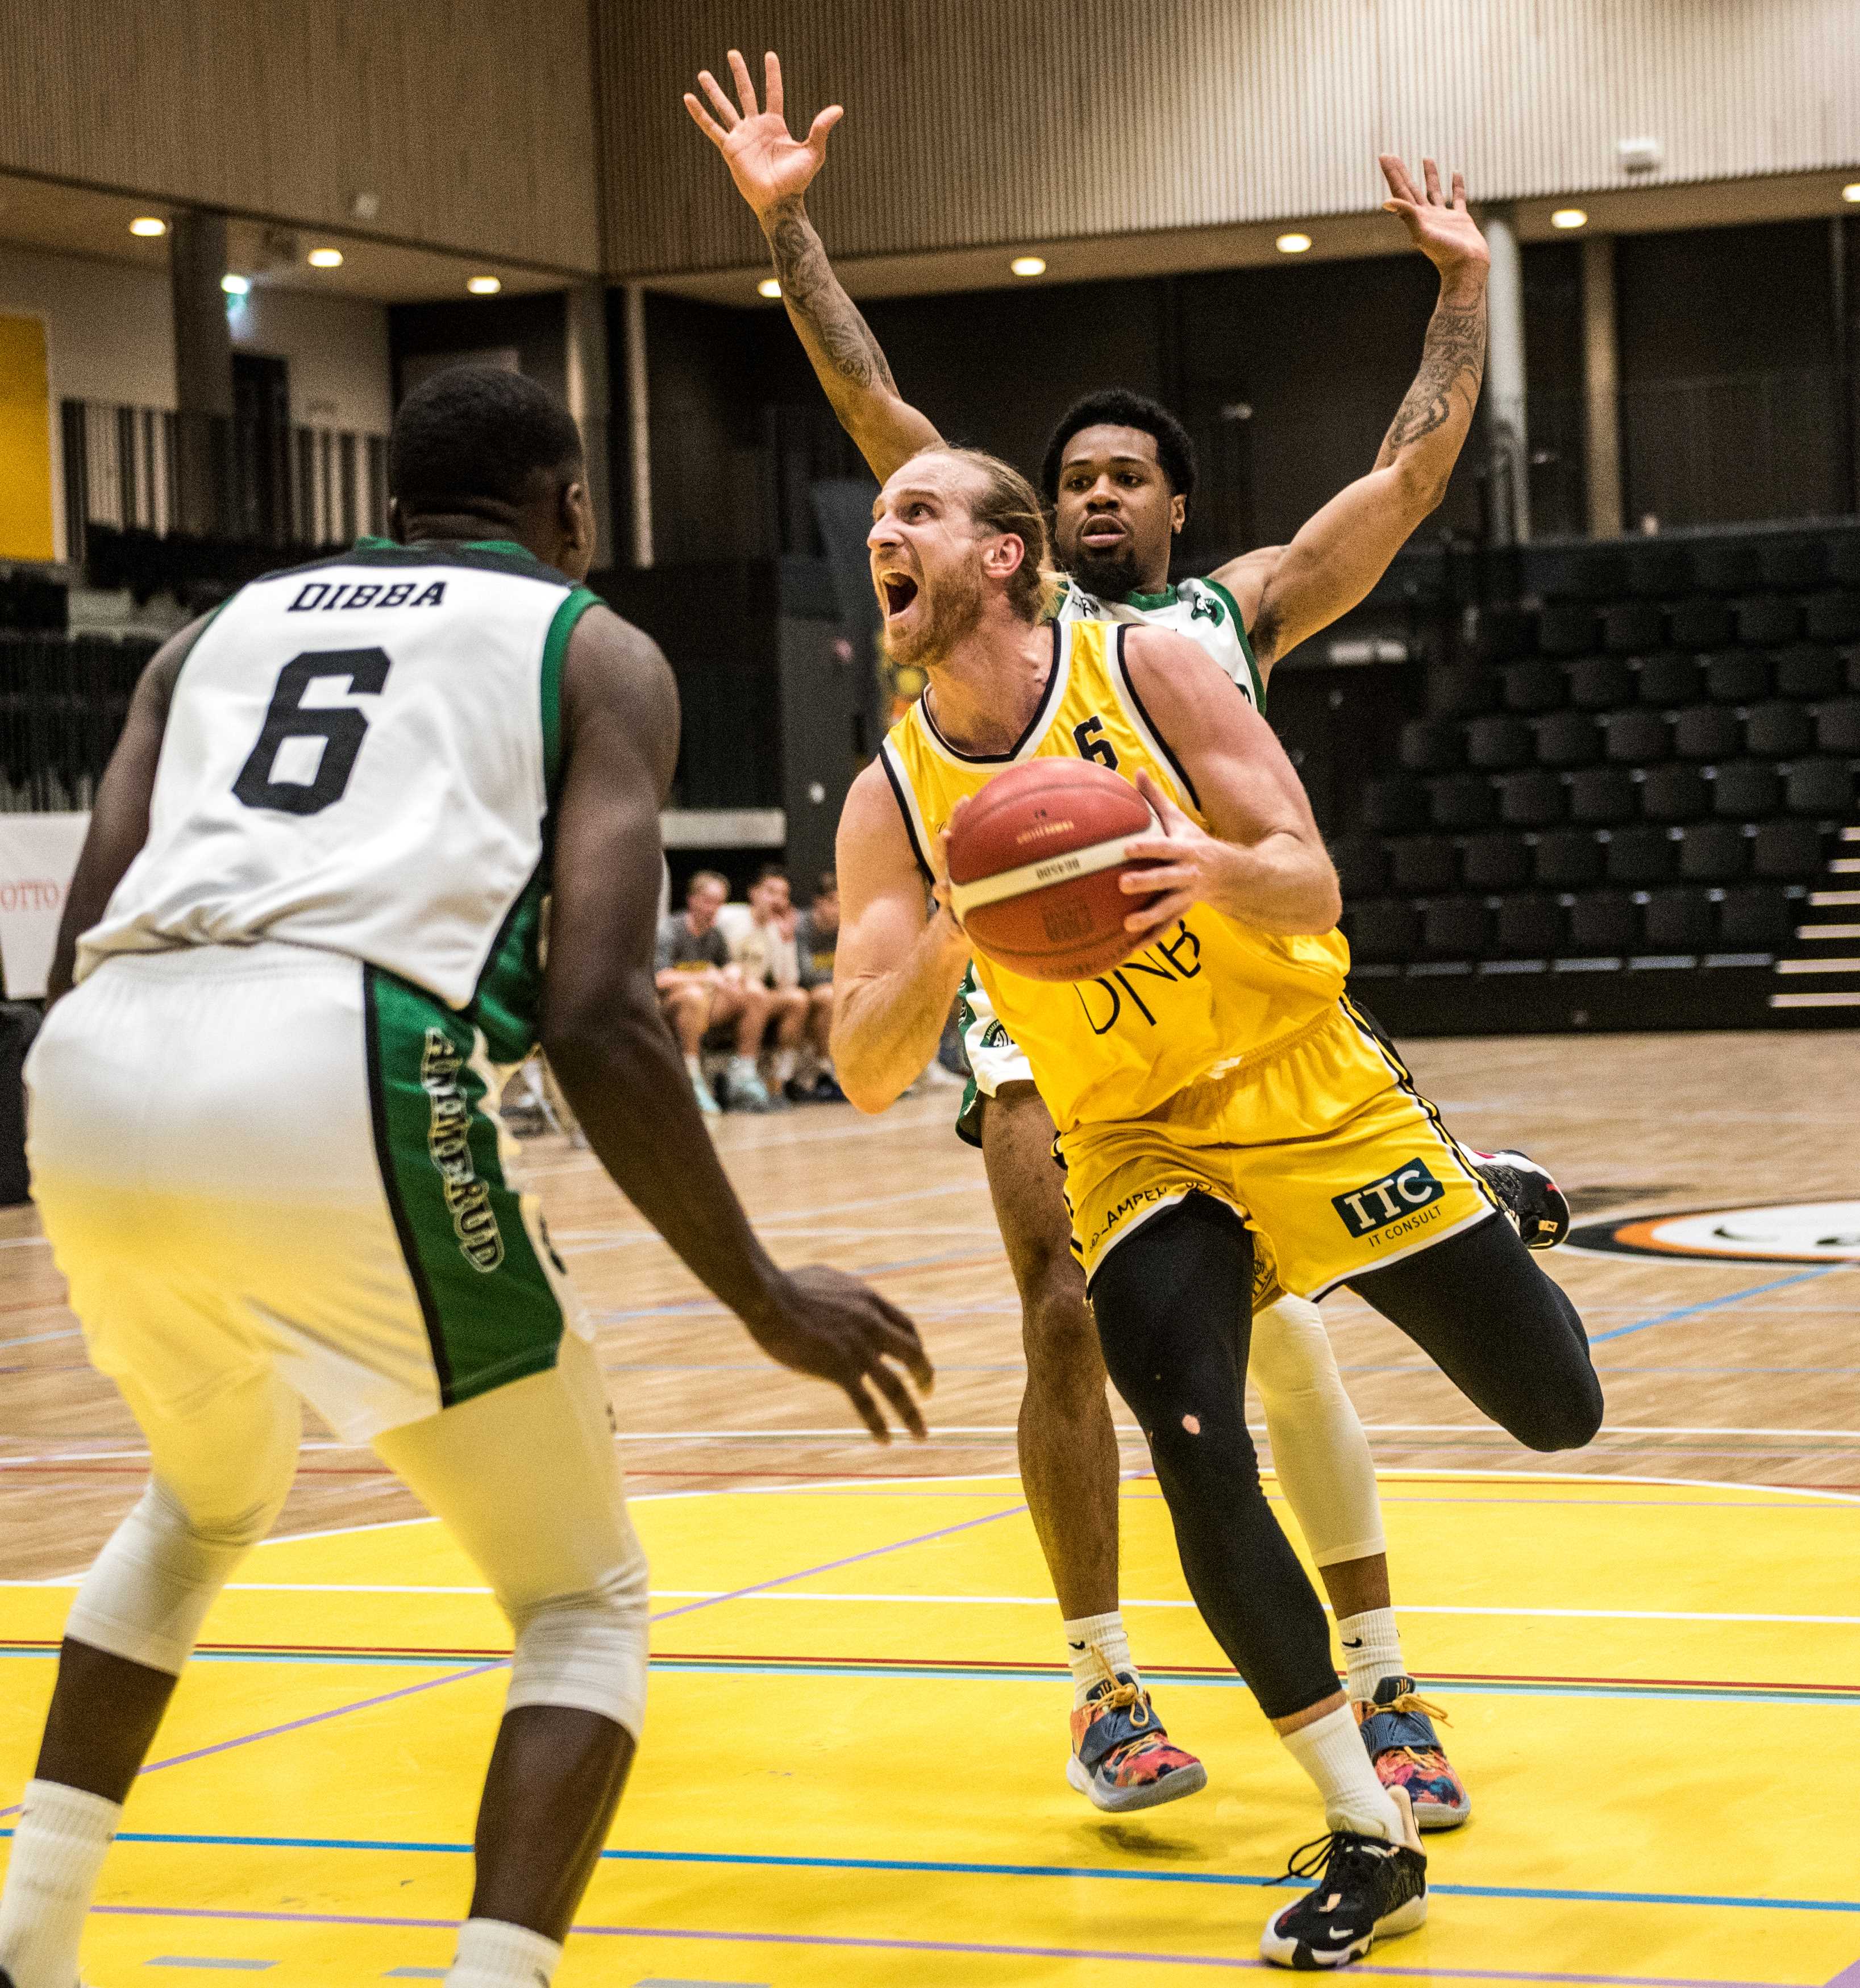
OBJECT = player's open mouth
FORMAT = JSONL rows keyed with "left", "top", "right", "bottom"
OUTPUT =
{"left": 1079, "top": 522, "right": 1126, "bottom": 546}
{"left": 881, "top": 572, "right": 919, "bottom": 617}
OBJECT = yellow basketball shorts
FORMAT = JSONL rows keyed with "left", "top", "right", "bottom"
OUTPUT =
{"left": 1058, "top": 997, "right": 1503, "bottom": 1300}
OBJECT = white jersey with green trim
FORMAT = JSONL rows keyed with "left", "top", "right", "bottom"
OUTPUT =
{"left": 80, "top": 537, "right": 599, "bottom": 1060}
{"left": 1052, "top": 572, "right": 1263, "bottom": 710}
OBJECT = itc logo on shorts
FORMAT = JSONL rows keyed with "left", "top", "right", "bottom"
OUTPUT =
{"left": 1333, "top": 1160, "right": 1444, "bottom": 1239}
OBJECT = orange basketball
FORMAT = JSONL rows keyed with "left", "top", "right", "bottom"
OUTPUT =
{"left": 946, "top": 758, "right": 1165, "bottom": 982}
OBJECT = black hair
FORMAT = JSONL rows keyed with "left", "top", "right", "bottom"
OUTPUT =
{"left": 752, "top": 862, "right": 790, "bottom": 886}
{"left": 1041, "top": 389, "right": 1197, "bottom": 508}
{"left": 389, "top": 364, "right": 584, "bottom": 516}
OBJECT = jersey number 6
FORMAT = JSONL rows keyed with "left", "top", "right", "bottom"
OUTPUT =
{"left": 233, "top": 648, "right": 392, "bottom": 816}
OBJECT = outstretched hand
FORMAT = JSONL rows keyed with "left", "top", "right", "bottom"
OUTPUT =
{"left": 748, "top": 1263, "right": 934, "bottom": 1443}
{"left": 1379, "top": 155, "right": 1488, "bottom": 279}
{"left": 684, "top": 48, "right": 842, "bottom": 219}
{"left": 1116, "top": 770, "right": 1221, "bottom": 944}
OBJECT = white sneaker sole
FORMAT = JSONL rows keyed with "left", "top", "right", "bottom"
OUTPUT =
{"left": 1259, "top": 1886, "right": 1428, "bottom": 1968}
{"left": 1065, "top": 1750, "right": 1208, "bottom": 1813}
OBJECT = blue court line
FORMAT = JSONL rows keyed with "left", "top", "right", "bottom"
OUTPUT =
{"left": 1589, "top": 1267, "right": 1842, "bottom": 1345}
{"left": 38, "top": 1829, "right": 1860, "bottom": 1916}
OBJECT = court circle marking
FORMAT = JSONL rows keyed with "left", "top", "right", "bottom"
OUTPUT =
{"left": 1570, "top": 1200, "right": 1860, "bottom": 1265}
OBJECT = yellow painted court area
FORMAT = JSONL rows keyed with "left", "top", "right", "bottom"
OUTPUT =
{"left": 3, "top": 1470, "right": 1858, "bottom": 1986}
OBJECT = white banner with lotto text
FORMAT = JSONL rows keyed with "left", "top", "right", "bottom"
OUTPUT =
{"left": 0, "top": 813, "right": 88, "bottom": 999}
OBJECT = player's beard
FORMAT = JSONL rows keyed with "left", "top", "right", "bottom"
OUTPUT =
{"left": 1062, "top": 534, "right": 1145, "bottom": 602}
{"left": 884, "top": 562, "right": 985, "bottom": 669}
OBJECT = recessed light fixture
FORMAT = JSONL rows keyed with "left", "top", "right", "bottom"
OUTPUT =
{"left": 220, "top": 273, "right": 250, "bottom": 296}
{"left": 758, "top": 277, "right": 782, "bottom": 298}
{"left": 1551, "top": 207, "right": 1588, "bottom": 230}
{"left": 129, "top": 216, "right": 167, "bottom": 238}
{"left": 1010, "top": 255, "right": 1047, "bottom": 277}
{"left": 467, "top": 276, "right": 502, "bottom": 295}
{"left": 1844, "top": 183, "right": 1860, "bottom": 204}
{"left": 1276, "top": 232, "right": 1312, "bottom": 254}
{"left": 307, "top": 247, "right": 343, "bottom": 269}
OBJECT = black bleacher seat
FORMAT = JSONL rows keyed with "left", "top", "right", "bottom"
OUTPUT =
{"left": 1849, "top": 648, "right": 1860, "bottom": 694}
{"left": 1400, "top": 718, "right": 1464, "bottom": 772}
{"left": 1627, "top": 543, "right": 1693, "bottom": 599}
{"left": 1422, "top": 897, "right": 1491, "bottom": 958}
{"left": 1568, "top": 656, "right": 1634, "bottom": 710}
{"left": 1471, "top": 606, "right": 1534, "bottom": 662}
{"left": 1786, "top": 759, "right": 1855, "bottom": 818}
{"left": 1638, "top": 652, "right": 1704, "bottom": 706}
{"left": 1774, "top": 644, "right": 1842, "bottom": 700}
{"left": 1603, "top": 709, "right": 1670, "bottom": 764}
{"left": 1497, "top": 769, "right": 1566, "bottom": 827}
{"left": 1534, "top": 829, "right": 1605, "bottom": 887}
{"left": 1712, "top": 761, "right": 1783, "bottom": 820}
{"left": 1539, "top": 602, "right": 1599, "bottom": 658}
{"left": 1495, "top": 894, "right": 1566, "bottom": 956}
{"left": 1643, "top": 888, "right": 1717, "bottom": 952}
{"left": 1603, "top": 601, "right": 1665, "bottom": 655}
{"left": 1753, "top": 819, "right": 1825, "bottom": 879}
{"left": 1816, "top": 701, "right": 1860, "bottom": 754}
{"left": 1567, "top": 891, "right": 1642, "bottom": 954}
{"left": 1831, "top": 538, "right": 1860, "bottom": 589}
{"left": 1348, "top": 900, "right": 1420, "bottom": 963}
{"left": 1567, "top": 766, "right": 1638, "bottom": 825}
{"left": 1805, "top": 591, "right": 1860, "bottom": 642}
{"left": 1717, "top": 887, "right": 1792, "bottom": 950}
{"left": 1695, "top": 543, "right": 1762, "bottom": 594}
{"left": 1429, "top": 773, "right": 1499, "bottom": 831}
{"left": 1362, "top": 776, "right": 1431, "bottom": 834}
{"left": 1461, "top": 833, "right": 1532, "bottom": 891}
{"left": 1678, "top": 821, "right": 1750, "bottom": 882}
{"left": 1330, "top": 834, "right": 1391, "bottom": 898}
{"left": 1502, "top": 660, "right": 1567, "bottom": 713}
{"left": 1467, "top": 715, "right": 1536, "bottom": 771}
{"left": 1761, "top": 541, "right": 1830, "bottom": 592}
{"left": 1540, "top": 545, "right": 1629, "bottom": 600}
{"left": 1606, "top": 825, "right": 1679, "bottom": 885}
{"left": 1735, "top": 595, "right": 1802, "bottom": 646}
{"left": 1744, "top": 701, "right": 1816, "bottom": 758}
{"left": 1667, "top": 598, "right": 1734, "bottom": 650}
{"left": 1704, "top": 651, "right": 1772, "bottom": 703}
{"left": 1390, "top": 835, "right": 1460, "bottom": 893}
{"left": 1641, "top": 764, "right": 1711, "bottom": 824}
{"left": 1536, "top": 711, "right": 1603, "bottom": 768}
{"left": 1672, "top": 705, "right": 1743, "bottom": 760}
{"left": 1429, "top": 664, "right": 1500, "bottom": 718}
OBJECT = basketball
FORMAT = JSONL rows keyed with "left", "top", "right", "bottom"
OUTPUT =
{"left": 946, "top": 758, "right": 1164, "bottom": 981}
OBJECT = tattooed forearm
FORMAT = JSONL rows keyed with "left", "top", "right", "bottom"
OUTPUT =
{"left": 763, "top": 197, "right": 897, "bottom": 396}
{"left": 1375, "top": 294, "right": 1486, "bottom": 469}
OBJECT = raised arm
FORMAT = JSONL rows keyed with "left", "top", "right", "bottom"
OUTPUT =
{"left": 1217, "top": 156, "right": 1489, "bottom": 672}
{"left": 829, "top": 759, "right": 972, "bottom": 1113}
{"left": 684, "top": 49, "right": 942, "bottom": 481}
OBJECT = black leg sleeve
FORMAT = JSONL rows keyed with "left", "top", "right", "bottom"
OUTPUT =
{"left": 1347, "top": 1212, "right": 1604, "bottom": 1452}
{"left": 1089, "top": 1193, "right": 1340, "bottom": 1721}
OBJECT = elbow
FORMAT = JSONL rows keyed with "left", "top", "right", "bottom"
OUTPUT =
{"left": 840, "top": 1076, "right": 894, "bottom": 1117}
{"left": 828, "top": 1024, "right": 900, "bottom": 1117}
{"left": 1394, "top": 460, "right": 1450, "bottom": 519}
{"left": 542, "top": 978, "right": 663, "bottom": 1083}
{"left": 1278, "top": 860, "right": 1343, "bottom": 937}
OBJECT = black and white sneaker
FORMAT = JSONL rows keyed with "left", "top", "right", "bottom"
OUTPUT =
{"left": 1259, "top": 1786, "right": 1427, "bottom": 1969}
{"left": 1471, "top": 1148, "right": 1570, "bottom": 1251}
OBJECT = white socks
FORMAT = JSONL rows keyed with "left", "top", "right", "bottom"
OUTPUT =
{"left": 447, "top": 1917, "right": 562, "bottom": 1988}
{"left": 1280, "top": 1706, "right": 1405, "bottom": 1843}
{"left": 1336, "top": 1606, "right": 1406, "bottom": 1704}
{"left": 771, "top": 1047, "right": 797, "bottom": 1087}
{"left": 1063, "top": 1610, "right": 1137, "bottom": 1709}
{"left": 0, "top": 1778, "right": 121, "bottom": 1988}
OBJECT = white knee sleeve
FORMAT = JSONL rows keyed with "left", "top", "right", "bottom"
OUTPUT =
{"left": 1250, "top": 1295, "right": 1385, "bottom": 1568}
{"left": 65, "top": 1479, "right": 267, "bottom": 1675}
{"left": 504, "top": 1534, "right": 651, "bottom": 1740}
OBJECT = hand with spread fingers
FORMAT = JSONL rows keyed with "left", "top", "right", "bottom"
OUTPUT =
{"left": 1117, "top": 769, "right": 1234, "bottom": 944}
{"left": 1379, "top": 154, "right": 1488, "bottom": 280}
{"left": 684, "top": 48, "right": 843, "bottom": 221}
{"left": 748, "top": 1264, "right": 934, "bottom": 1444}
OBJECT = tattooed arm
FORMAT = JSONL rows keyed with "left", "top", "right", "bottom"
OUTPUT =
{"left": 685, "top": 48, "right": 942, "bottom": 480}
{"left": 1214, "top": 156, "right": 1489, "bottom": 674}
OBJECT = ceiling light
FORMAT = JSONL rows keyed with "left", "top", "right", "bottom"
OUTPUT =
{"left": 1276, "top": 232, "right": 1312, "bottom": 254}
{"left": 758, "top": 277, "right": 782, "bottom": 298}
{"left": 220, "top": 273, "right": 249, "bottom": 296}
{"left": 467, "top": 276, "right": 502, "bottom": 295}
{"left": 129, "top": 216, "right": 167, "bottom": 238}
{"left": 1009, "top": 255, "right": 1046, "bottom": 277}
{"left": 1844, "top": 183, "right": 1860, "bottom": 204}
{"left": 1551, "top": 207, "right": 1588, "bottom": 230}
{"left": 307, "top": 247, "right": 343, "bottom": 269}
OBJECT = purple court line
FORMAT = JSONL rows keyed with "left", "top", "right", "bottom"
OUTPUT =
{"left": 84, "top": 1904, "right": 1811, "bottom": 1987}
{"left": 1823, "top": 1960, "right": 1860, "bottom": 1987}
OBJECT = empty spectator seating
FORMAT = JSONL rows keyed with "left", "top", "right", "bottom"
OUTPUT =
{"left": 1330, "top": 835, "right": 1390, "bottom": 898}
{"left": 1678, "top": 821, "right": 1750, "bottom": 882}
{"left": 1497, "top": 769, "right": 1566, "bottom": 826}
{"left": 1775, "top": 644, "right": 1842, "bottom": 699}
{"left": 1362, "top": 776, "right": 1430, "bottom": 833}
{"left": 1494, "top": 894, "right": 1566, "bottom": 955}
{"left": 1568, "top": 892, "right": 1641, "bottom": 954}
{"left": 1604, "top": 709, "right": 1670, "bottom": 763}
{"left": 1539, "top": 601, "right": 1599, "bottom": 657}
{"left": 1429, "top": 773, "right": 1498, "bottom": 830}
{"left": 1695, "top": 543, "right": 1763, "bottom": 594}
{"left": 1712, "top": 761, "right": 1783, "bottom": 818}
{"left": 1786, "top": 759, "right": 1855, "bottom": 817}
{"left": 1537, "top": 711, "right": 1603, "bottom": 768}
{"left": 1606, "top": 825, "right": 1679, "bottom": 886}
{"left": 1744, "top": 701, "right": 1815, "bottom": 758}
{"left": 1567, "top": 766, "right": 1638, "bottom": 825}
{"left": 1429, "top": 663, "right": 1500, "bottom": 718}
{"left": 1400, "top": 718, "right": 1464, "bottom": 772}
{"left": 1389, "top": 836, "right": 1459, "bottom": 893}
{"left": 1817, "top": 701, "right": 1860, "bottom": 753}
{"left": 1641, "top": 764, "right": 1711, "bottom": 823}
{"left": 1467, "top": 715, "right": 1536, "bottom": 771}
{"left": 1717, "top": 887, "right": 1793, "bottom": 949}
{"left": 1668, "top": 597, "right": 1734, "bottom": 650}
{"left": 1643, "top": 889, "right": 1717, "bottom": 952}
{"left": 1535, "top": 829, "right": 1604, "bottom": 887}
{"left": 1753, "top": 820, "right": 1825, "bottom": 879}
{"left": 1704, "top": 651, "right": 1771, "bottom": 702}
{"left": 1462, "top": 833, "right": 1533, "bottom": 891}
{"left": 1832, "top": 538, "right": 1860, "bottom": 588}
{"left": 1503, "top": 660, "right": 1567, "bottom": 713}
{"left": 1805, "top": 590, "right": 1860, "bottom": 642}
{"left": 1603, "top": 601, "right": 1665, "bottom": 654}
{"left": 1422, "top": 897, "right": 1490, "bottom": 958}
{"left": 1347, "top": 900, "right": 1420, "bottom": 963}
{"left": 1734, "top": 594, "right": 1801, "bottom": 645}
{"left": 1568, "top": 656, "right": 1634, "bottom": 709}
{"left": 1638, "top": 652, "right": 1704, "bottom": 705}
{"left": 1627, "top": 543, "right": 1692, "bottom": 598}
{"left": 1760, "top": 540, "right": 1829, "bottom": 591}
{"left": 1671, "top": 704, "right": 1742, "bottom": 759}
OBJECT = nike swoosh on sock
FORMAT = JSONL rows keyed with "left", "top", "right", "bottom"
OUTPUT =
{"left": 1342, "top": 1637, "right": 1364, "bottom": 1648}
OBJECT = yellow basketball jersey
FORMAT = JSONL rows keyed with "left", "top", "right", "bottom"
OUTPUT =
{"left": 879, "top": 619, "right": 1349, "bottom": 1132}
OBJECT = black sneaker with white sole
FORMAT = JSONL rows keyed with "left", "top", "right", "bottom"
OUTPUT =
{"left": 1471, "top": 1148, "right": 1570, "bottom": 1251}
{"left": 1259, "top": 1787, "right": 1428, "bottom": 1969}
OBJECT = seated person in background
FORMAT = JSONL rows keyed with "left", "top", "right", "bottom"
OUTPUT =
{"left": 655, "top": 868, "right": 776, "bottom": 1116}
{"left": 717, "top": 864, "right": 813, "bottom": 1108}
{"left": 793, "top": 871, "right": 843, "bottom": 1102}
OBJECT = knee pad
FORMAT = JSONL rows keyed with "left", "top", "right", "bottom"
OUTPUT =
{"left": 505, "top": 1536, "right": 651, "bottom": 1740}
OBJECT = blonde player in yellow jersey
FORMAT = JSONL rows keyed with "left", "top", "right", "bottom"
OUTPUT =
{"left": 830, "top": 446, "right": 1604, "bottom": 1968}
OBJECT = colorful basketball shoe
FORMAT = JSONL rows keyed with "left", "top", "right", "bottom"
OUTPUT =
{"left": 1356, "top": 1675, "right": 1470, "bottom": 1830}
{"left": 1472, "top": 1148, "right": 1571, "bottom": 1251}
{"left": 1259, "top": 1785, "right": 1427, "bottom": 1968}
{"left": 1066, "top": 1667, "right": 1207, "bottom": 1813}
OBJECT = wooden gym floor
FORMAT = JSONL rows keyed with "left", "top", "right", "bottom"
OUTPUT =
{"left": 3, "top": 1028, "right": 1858, "bottom": 1985}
